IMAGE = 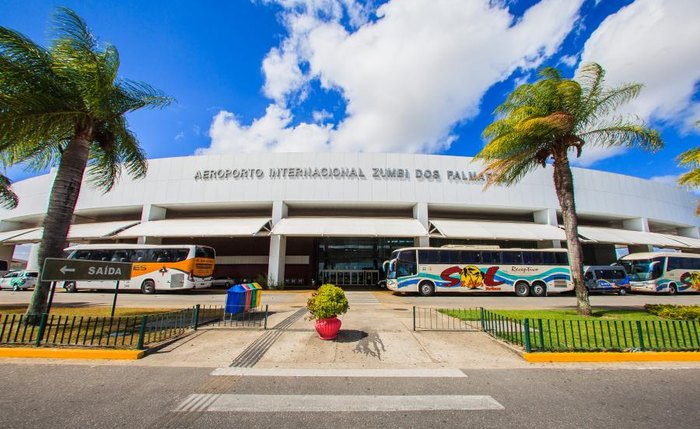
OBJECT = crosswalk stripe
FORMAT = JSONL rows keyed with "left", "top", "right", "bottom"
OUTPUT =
{"left": 174, "top": 394, "right": 504, "bottom": 412}
{"left": 210, "top": 368, "right": 467, "bottom": 378}
{"left": 174, "top": 393, "right": 221, "bottom": 412}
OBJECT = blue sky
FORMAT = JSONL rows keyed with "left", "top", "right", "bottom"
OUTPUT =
{"left": 1, "top": 0, "right": 698, "bottom": 185}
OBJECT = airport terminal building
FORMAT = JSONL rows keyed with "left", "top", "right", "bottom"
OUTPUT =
{"left": 0, "top": 152, "right": 698, "bottom": 287}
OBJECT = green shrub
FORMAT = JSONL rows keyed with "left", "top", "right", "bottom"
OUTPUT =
{"left": 253, "top": 274, "right": 284, "bottom": 290}
{"left": 306, "top": 284, "right": 349, "bottom": 320}
{"left": 645, "top": 304, "right": 700, "bottom": 320}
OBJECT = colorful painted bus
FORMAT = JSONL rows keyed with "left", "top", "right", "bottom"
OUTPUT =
{"left": 618, "top": 252, "right": 700, "bottom": 294}
{"left": 60, "top": 244, "right": 216, "bottom": 294}
{"left": 385, "top": 246, "right": 572, "bottom": 297}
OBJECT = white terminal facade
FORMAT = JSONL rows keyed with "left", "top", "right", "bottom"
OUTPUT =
{"left": 0, "top": 153, "right": 698, "bottom": 287}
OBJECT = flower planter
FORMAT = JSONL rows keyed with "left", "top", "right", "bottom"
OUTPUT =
{"left": 315, "top": 316, "right": 342, "bottom": 340}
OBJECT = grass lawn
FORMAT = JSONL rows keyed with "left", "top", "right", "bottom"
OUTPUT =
{"left": 0, "top": 305, "right": 178, "bottom": 317}
{"left": 440, "top": 308, "right": 667, "bottom": 321}
{"left": 437, "top": 308, "right": 700, "bottom": 352}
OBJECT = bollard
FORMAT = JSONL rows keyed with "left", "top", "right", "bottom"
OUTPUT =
{"left": 412, "top": 306, "right": 416, "bottom": 331}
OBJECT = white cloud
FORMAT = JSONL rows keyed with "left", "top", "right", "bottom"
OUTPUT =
{"left": 571, "top": 145, "right": 626, "bottom": 167}
{"left": 573, "top": 0, "right": 700, "bottom": 167}
{"left": 558, "top": 54, "right": 578, "bottom": 67}
{"left": 199, "top": 0, "right": 583, "bottom": 155}
{"left": 312, "top": 109, "right": 333, "bottom": 123}
{"left": 579, "top": 0, "right": 700, "bottom": 126}
{"left": 174, "top": 131, "right": 185, "bottom": 141}
{"left": 199, "top": 105, "right": 332, "bottom": 154}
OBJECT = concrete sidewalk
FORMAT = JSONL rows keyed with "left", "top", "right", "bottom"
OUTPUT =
{"left": 138, "top": 291, "right": 527, "bottom": 369}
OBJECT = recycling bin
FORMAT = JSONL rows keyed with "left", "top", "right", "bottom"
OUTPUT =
{"left": 241, "top": 283, "right": 253, "bottom": 312}
{"left": 226, "top": 284, "right": 248, "bottom": 315}
{"left": 250, "top": 282, "right": 263, "bottom": 307}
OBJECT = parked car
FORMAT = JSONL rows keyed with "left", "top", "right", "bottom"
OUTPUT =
{"left": 0, "top": 270, "right": 39, "bottom": 291}
{"left": 583, "top": 265, "right": 630, "bottom": 295}
{"left": 211, "top": 276, "right": 234, "bottom": 288}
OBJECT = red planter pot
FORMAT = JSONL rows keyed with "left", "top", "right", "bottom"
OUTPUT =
{"left": 315, "top": 316, "right": 342, "bottom": 340}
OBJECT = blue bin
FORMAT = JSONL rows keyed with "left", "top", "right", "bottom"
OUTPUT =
{"left": 226, "top": 284, "right": 248, "bottom": 315}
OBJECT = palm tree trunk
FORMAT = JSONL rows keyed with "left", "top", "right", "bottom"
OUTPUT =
{"left": 26, "top": 125, "right": 92, "bottom": 321}
{"left": 552, "top": 148, "right": 592, "bottom": 316}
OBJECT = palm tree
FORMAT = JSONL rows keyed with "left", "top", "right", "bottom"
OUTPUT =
{"left": 677, "top": 121, "right": 700, "bottom": 213}
{"left": 0, "top": 7, "right": 172, "bottom": 320}
{"left": 475, "top": 63, "right": 662, "bottom": 315}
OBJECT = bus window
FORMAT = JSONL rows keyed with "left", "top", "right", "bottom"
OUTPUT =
{"left": 440, "top": 250, "right": 460, "bottom": 265}
{"left": 523, "top": 251, "right": 543, "bottom": 265}
{"left": 174, "top": 249, "right": 189, "bottom": 262}
{"left": 501, "top": 251, "right": 523, "bottom": 265}
{"left": 481, "top": 251, "right": 501, "bottom": 264}
{"left": 418, "top": 250, "right": 438, "bottom": 264}
{"left": 131, "top": 250, "right": 147, "bottom": 262}
{"left": 111, "top": 250, "right": 130, "bottom": 262}
{"left": 555, "top": 252, "right": 569, "bottom": 265}
{"left": 195, "top": 246, "right": 216, "bottom": 259}
{"left": 396, "top": 250, "right": 417, "bottom": 277}
{"left": 459, "top": 251, "right": 480, "bottom": 264}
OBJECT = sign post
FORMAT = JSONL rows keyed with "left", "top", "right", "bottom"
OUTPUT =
{"left": 41, "top": 258, "right": 132, "bottom": 315}
{"left": 111, "top": 281, "right": 120, "bottom": 318}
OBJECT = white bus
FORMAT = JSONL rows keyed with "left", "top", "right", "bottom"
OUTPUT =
{"left": 60, "top": 244, "right": 216, "bottom": 294}
{"left": 618, "top": 252, "right": 700, "bottom": 294}
{"left": 386, "top": 246, "right": 572, "bottom": 297}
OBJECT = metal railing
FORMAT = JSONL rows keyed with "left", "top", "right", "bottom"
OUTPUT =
{"left": 1, "top": 306, "right": 212, "bottom": 350}
{"left": 413, "top": 307, "right": 700, "bottom": 352}
{"left": 481, "top": 309, "right": 700, "bottom": 352}
{"left": 413, "top": 307, "right": 481, "bottom": 331}
{"left": 197, "top": 305, "right": 269, "bottom": 329}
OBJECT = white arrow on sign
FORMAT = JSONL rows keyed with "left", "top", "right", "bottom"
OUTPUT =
{"left": 60, "top": 266, "right": 76, "bottom": 275}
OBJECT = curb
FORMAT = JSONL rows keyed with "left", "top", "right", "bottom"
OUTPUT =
{"left": 0, "top": 348, "right": 144, "bottom": 360}
{"left": 523, "top": 351, "right": 700, "bottom": 363}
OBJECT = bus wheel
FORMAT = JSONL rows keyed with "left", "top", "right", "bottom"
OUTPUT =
{"left": 668, "top": 284, "right": 677, "bottom": 295}
{"left": 141, "top": 280, "right": 156, "bottom": 295}
{"left": 418, "top": 281, "right": 435, "bottom": 297}
{"left": 515, "top": 282, "right": 530, "bottom": 297}
{"left": 64, "top": 282, "right": 77, "bottom": 293}
{"left": 618, "top": 288, "right": 627, "bottom": 296}
{"left": 12, "top": 284, "right": 19, "bottom": 292}
{"left": 531, "top": 282, "right": 546, "bottom": 297}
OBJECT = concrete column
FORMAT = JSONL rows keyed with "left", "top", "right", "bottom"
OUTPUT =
{"left": 623, "top": 217, "right": 652, "bottom": 252}
{"left": 138, "top": 204, "right": 166, "bottom": 244}
{"left": 678, "top": 226, "right": 700, "bottom": 239}
{"left": 26, "top": 244, "right": 40, "bottom": 270}
{"left": 534, "top": 208, "right": 562, "bottom": 248}
{"left": 623, "top": 217, "right": 650, "bottom": 232}
{"left": 0, "top": 244, "right": 14, "bottom": 265}
{"left": 413, "top": 202, "right": 430, "bottom": 247}
{"left": 267, "top": 201, "right": 288, "bottom": 287}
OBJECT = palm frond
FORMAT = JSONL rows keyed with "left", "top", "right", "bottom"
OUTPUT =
{"left": 677, "top": 146, "right": 700, "bottom": 188}
{"left": 87, "top": 117, "right": 147, "bottom": 192}
{"left": 51, "top": 7, "right": 97, "bottom": 54}
{"left": 579, "top": 122, "right": 662, "bottom": 152}
{"left": 0, "top": 174, "right": 18, "bottom": 209}
{"left": 115, "top": 79, "right": 174, "bottom": 113}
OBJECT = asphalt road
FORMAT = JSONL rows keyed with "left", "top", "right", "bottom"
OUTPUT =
{"left": 1, "top": 288, "right": 699, "bottom": 310}
{"left": 0, "top": 363, "right": 698, "bottom": 428}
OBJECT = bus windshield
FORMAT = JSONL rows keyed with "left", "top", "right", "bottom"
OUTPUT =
{"left": 619, "top": 257, "right": 664, "bottom": 281}
{"left": 385, "top": 259, "right": 397, "bottom": 279}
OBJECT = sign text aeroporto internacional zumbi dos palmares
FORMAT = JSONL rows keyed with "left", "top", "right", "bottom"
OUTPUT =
{"left": 194, "top": 166, "right": 493, "bottom": 184}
